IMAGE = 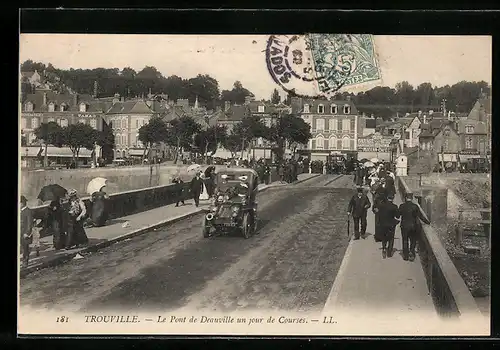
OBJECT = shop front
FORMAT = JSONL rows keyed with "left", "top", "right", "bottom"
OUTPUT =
{"left": 458, "top": 151, "right": 489, "bottom": 173}
{"left": 437, "top": 153, "right": 459, "bottom": 172}
{"left": 357, "top": 133, "right": 393, "bottom": 162}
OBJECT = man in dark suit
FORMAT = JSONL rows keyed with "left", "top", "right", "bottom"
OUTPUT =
{"left": 377, "top": 194, "right": 401, "bottom": 258}
{"left": 398, "top": 193, "right": 431, "bottom": 261}
{"left": 348, "top": 187, "right": 371, "bottom": 239}
{"left": 20, "top": 195, "right": 33, "bottom": 266}
{"left": 190, "top": 172, "right": 204, "bottom": 207}
{"left": 385, "top": 174, "right": 396, "bottom": 198}
{"left": 172, "top": 176, "right": 185, "bottom": 207}
{"left": 372, "top": 177, "right": 388, "bottom": 242}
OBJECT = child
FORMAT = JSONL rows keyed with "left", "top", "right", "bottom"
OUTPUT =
{"left": 31, "top": 219, "right": 42, "bottom": 257}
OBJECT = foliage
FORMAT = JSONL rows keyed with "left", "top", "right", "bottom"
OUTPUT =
{"left": 34, "top": 121, "right": 65, "bottom": 147}
{"left": 63, "top": 123, "right": 99, "bottom": 162}
{"left": 234, "top": 115, "right": 268, "bottom": 147}
{"left": 222, "top": 131, "right": 244, "bottom": 157}
{"left": 270, "top": 114, "right": 312, "bottom": 147}
{"left": 97, "top": 121, "right": 115, "bottom": 162}
{"left": 137, "top": 116, "right": 169, "bottom": 149}
{"left": 220, "top": 81, "right": 254, "bottom": 105}
{"left": 166, "top": 116, "right": 202, "bottom": 162}
{"left": 193, "top": 125, "right": 227, "bottom": 157}
{"left": 271, "top": 88, "right": 281, "bottom": 104}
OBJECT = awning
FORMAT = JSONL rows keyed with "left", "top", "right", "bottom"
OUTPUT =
{"left": 20, "top": 146, "right": 92, "bottom": 158}
{"left": 438, "top": 154, "right": 458, "bottom": 162}
{"left": 129, "top": 149, "right": 146, "bottom": 156}
{"left": 459, "top": 154, "right": 484, "bottom": 161}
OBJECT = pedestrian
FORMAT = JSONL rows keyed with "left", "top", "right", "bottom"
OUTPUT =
{"left": 354, "top": 165, "right": 364, "bottom": 187}
{"left": 398, "top": 193, "right": 430, "bottom": 261}
{"left": 172, "top": 176, "right": 186, "bottom": 207}
{"left": 46, "top": 197, "right": 67, "bottom": 250}
{"left": 348, "top": 187, "right": 371, "bottom": 240}
{"left": 372, "top": 177, "right": 388, "bottom": 242}
{"left": 20, "top": 195, "right": 33, "bottom": 267}
{"left": 65, "top": 189, "right": 89, "bottom": 249}
{"left": 190, "top": 171, "right": 204, "bottom": 207}
{"left": 31, "top": 218, "right": 42, "bottom": 257}
{"left": 377, "top": 194, "right": 401, "bottom": 258}
{"left": 90, "top": 188, "right": 109, "bottom": 227}
{"left": 385, "top": 173, "right": 396, "bottom": 198}
{"left": 264, "top": 164, "right": 271, "bottom": 185}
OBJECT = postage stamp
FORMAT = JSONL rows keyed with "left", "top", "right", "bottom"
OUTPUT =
{"left": 265, "top": 34, "right": 381, "bottom": 97}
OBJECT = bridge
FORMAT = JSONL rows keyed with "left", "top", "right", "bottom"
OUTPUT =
{"left": 19, "top": 173, "right": 488, "bottom": 335}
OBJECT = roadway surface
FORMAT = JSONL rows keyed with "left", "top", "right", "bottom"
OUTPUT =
{"left": 20, "top": 174, "right": 356, "bottom": 313}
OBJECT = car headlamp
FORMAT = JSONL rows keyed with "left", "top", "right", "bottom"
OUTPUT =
{"left": 217, "top": 195, "right": 224, "bottom": 202}
{"left": 231, "top": 205, "right": 240, "bottom": 213}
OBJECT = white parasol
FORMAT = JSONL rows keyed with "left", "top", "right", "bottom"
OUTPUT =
{"left": 370, "top": 158, "right": 380, "bottom": 164}
{"left": 364, "top": 161, "right": 375, "bottom": 168}
{"left": 86, "top": 177, "right": 108, "bottom": 196}
{"left": 187, "top": 164, "right": 202, "bottom": 173}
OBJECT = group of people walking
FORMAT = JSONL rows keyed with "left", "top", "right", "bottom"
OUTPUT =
{"left": 20, "top": 189, "right": 90, "bottom": 266}
{"left": 348, "top": 162, "right": 430, "bottom": 260}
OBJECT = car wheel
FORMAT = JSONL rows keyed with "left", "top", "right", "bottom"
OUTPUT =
{"left": 202, "top": 218, "right": 210, "bottom": 238}
{"left": 242, "top": 213, "right": 251, "bottom": 239}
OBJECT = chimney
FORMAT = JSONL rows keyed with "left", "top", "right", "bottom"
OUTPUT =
{"left": 148, "top": 88, "right": 152, "bottom": 98}
{"left": 244, "top": 95, "right": 252, "bottom": 105}
{"left": 113, "top": 93, "right": 120, "bottom": 105}
{"left": 290, "top": 96, "right": 302, "bottom": 114}
{"left": 423, "top": 114, "right": 427, "bottom": 125}
{"left": 43, "top": 92, "right": 47, "bottom": 105}
{"left": 224, "top": 100, "right": 231, "bottom": 112}
{"left": 73, "top": 93, "right": 78, "bottom": 106}
{"left": 370, "top": 114, "right": 374, "bottom": 119}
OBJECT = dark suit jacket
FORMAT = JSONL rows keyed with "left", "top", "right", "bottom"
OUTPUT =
{"left": 190, "top": 177, "right": 204, "bottom": 195}
{"left": 20, "top": 207, "right": 33, "bottom": 237}
{"left": 399, "top": 201, "right": 430, "bottom": 229}
{"left": 373, "top": 185, "right": 388, "bottom": 210}
{"left": 385, "top": 176, "right": 396, "bottom": 196}
{"left": 348, "top": 194, "right": 371, "bottom": 218}
{"left": 378, "top": 201, "right": 401, "bottom": 228}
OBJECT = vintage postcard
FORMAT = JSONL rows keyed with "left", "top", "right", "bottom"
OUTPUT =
{"left": 18, "top": 33, "right": 491, "bottom": 336}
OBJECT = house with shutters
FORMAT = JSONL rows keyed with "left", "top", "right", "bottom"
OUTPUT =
{"left": 290, "top": 96, "right": 360, "bottom": 161}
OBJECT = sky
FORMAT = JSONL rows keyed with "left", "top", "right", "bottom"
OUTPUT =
{"left": 19, "top": 34, "right": 491, "bottom": 100}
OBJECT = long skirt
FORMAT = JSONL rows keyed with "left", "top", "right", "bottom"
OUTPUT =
{"left": 91, "top": 198, "right": 108, "bottom": 227}
{"left": 374, "top": 213, "right": 383, "bottom": 242}
{"left": 66, "top": 216, "right": 89, "bottom": 248}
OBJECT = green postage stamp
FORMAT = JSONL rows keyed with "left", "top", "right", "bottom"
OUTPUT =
{"left": 265, "top": 34, "right": 381, "bottom": 97}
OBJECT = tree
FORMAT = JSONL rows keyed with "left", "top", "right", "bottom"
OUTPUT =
{"left": 137, "top": 116, "right": 169, "bottom": 161}
{"left": 194, "top": 125, "right": 227, "bottom": 163}
{"left": 63, "top": 123, "right": 98, "bottom": 167}
{"left": 220, "top": 80, "right": 254, "bottom": 105}
{"left": 222, "top": 131, "right": 244, "bottom": 158}
{"left": 166, "top": 116, "right": 202, "bottom": 163}
{"left": 232, "top": 115, "right": 268, "bottom": 158}
{"left": 20, "top": 60, "right": 46, "bottom": 73}
{"left": 269, "top": 114, "right": 312, "bottom": 161}
{"left": 96, "top": 121, "right": 115, "bottom": 164}
{"left": 186, "top": 74, "right": 220, "bottom": 110}
{"left": 33, "top": 121, "right": 65, "bottom": 168}
{"left": 271, "top": 88, "right": 281, "bottom": 104}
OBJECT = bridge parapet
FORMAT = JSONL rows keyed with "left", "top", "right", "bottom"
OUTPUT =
{"left": 397, "top": 176, "right": 483, "bottom": 318}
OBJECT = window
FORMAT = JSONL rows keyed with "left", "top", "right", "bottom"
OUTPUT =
{"left": 60, "top": 118, "right": 68, "bottom": 127}
{"left": 311, "top": 139, "right": 316, "bottom": 149}
{"left": 329, "top": 137, "right": 337, "bottom": 149}
{"left": 465, "top": 137, "right": 473, "bottom": 149}
{"left": 443, "top": 139, "right": 449, "bottom": 150}
{"left": 90, "top": 119, "right": 97, "bottom": 129}
{"left": 79, "top": 103, "right": 87, "bottom": 112}
{"left": 60, "top": 104, "right": 66, "bottom": 112}
{"left": 444, "top": 129, "right": 450, "bottom": 137}
{"left": 122, "top": 119, "right": 128, "bottom": 129}
{"left": 344, "top": 105, "right": 351, "bottom": 114}
{"left": 79, "top": 119, "right": 86, "bottom": 125}
{"left": 115, "top": 134, "right": 121, "bottom": 146}
{"left": 324, "top": 118, "right": 329, "bottom": 131}
{"left": 21, "top": 118, "right": 27, "bottom": 129}
{"left": 329, "top": 119, "right": 337, "bottom": 131}
{"left": 342, "top": 119, "right": 350, "bottom": 132}
{"left": 122, "top": 134, "right": 127, "bottom": 146}
{"left": 316, "top": 136, "right": 324, "bottom": 149}
{"left": 330, "top": 104, "right": 338, "bottom": 114}
{"left": 324, "top": 139, "right": 329, "bottom": 149}
{"left": 304, "top": 104, "right": 310, "bottom": 113}
{"left": 48, "top": 102, "right": 55, "bottom": 112}
{"left": 258, "top": 105, "right": 265, "bottom": 113}
{"left": 48, "top": 118, "right": 55, "bottom": 123}
{"left": 318, "top": 104, "right": 325, "bottom": 114}
{"left": 316, "top": 118, "right": 325, "bottom": 131}
{"left": 25, "top": 102, "right": 33, "bottom": 112}
{"left": 465, "top": 125, "right": 474, "bottom": 134}
{"left": 342, "top": 136, "right": 350, "bottom": 150}
{"left": 350, "top": 119, "right": 355, "bottom": 132}
{"left": 31, "top": 117, "right": 39, "bottom": 129}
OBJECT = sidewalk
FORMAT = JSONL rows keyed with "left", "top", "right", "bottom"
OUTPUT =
{"left": 323, "top": 190, "right": 437, "bottom": 317}
{"left": 20, "top": 180, "right": 283, "bottom": 277}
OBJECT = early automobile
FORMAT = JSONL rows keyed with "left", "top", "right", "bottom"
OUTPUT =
{"left": 202, "top": 168, "right": 259, "bottom": 239}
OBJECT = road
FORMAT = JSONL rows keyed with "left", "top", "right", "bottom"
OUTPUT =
{"left": 20, "top": 174, "right": 356, "bottom": 314}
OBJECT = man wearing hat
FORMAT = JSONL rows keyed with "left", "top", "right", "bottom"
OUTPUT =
{"left": 20, "top": 195, "right": 33, "bottom": 266}
{"left": 347, "top": 186, "right": 371, "bottom": 240}
{"left": 398, "top": 193, "right": 431, "bottom": 261}
{"left": 377, "top": 194, "right": 401, "bottom": 258}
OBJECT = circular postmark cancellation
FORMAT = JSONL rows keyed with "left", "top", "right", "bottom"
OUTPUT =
{"left": 265, "top": 34, "right": 381, "bottom": 98}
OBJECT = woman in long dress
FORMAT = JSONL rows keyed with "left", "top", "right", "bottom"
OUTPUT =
{"left": 65, "top": 189, "right": 89, "bottom": 249}
{"left": 90, "top": 187, "right": 109, "bottom": 227}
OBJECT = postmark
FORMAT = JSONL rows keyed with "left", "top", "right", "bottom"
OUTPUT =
{"left": 265, "top": 34, "right": 381, "bottom": 98}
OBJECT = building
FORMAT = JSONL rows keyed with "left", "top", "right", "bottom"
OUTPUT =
{"left": 20, "top": 70, "right": 42, "bottom": 87}
{"left": 291, "top": 97, "right": 360, "bottom": 161}
{"left": 20, "top": 90, "right": 110, "bottom": 165}
{"left": 105, "top": 94, "right": 167, "bottom": 159}
{"left": 457, "top": 95, "right": 491, "bottom": 164}
{"left": 419, "top": 120, "right": 461, "bottom": 171}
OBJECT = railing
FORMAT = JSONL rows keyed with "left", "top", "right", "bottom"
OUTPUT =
{"left": 397, "top": 176, "right": 483, "bottom": 318}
